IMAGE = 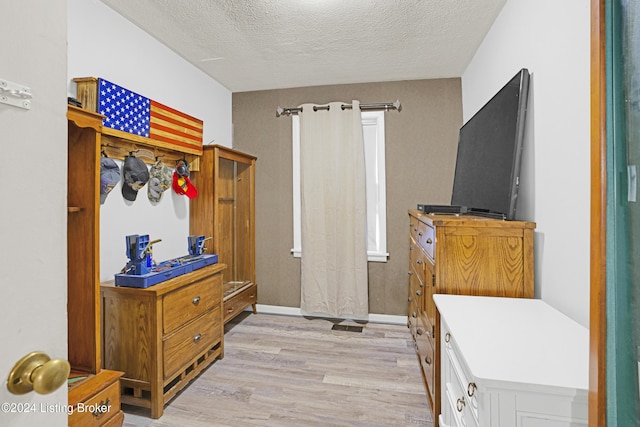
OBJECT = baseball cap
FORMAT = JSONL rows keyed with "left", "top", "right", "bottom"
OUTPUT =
{"left": 172, "top": 171, "right": 198, "bottom": 199}
{"left": 121, "top": 155, "right": 149, "bottom": 201}
{"left": 100, "top": 156, "right": 120, "bottom": 204}
{"left": 148, "top": 160, "right": 172, "bottom": 203}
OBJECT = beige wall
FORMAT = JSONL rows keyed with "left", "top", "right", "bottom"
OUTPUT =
{"left": 232, "top": 79, "right": 462, "bottom": 315}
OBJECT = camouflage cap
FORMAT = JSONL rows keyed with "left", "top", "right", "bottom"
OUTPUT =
{"left": 148, "top": 160, "right": 172, "bottom": 203}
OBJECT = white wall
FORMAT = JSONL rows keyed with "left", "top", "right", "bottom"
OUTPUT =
{"left": 463, "top": 0, "right": 590, "bottom": 326}
{"left": 0, "top": 1, "right": 69, "bottom": 425}
{"left": 68, "top": 0, "right": 233, "bottom": 280}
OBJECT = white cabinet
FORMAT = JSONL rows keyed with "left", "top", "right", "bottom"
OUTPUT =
{"left": 434, "top": 294, "right": 588, "bottom": 427}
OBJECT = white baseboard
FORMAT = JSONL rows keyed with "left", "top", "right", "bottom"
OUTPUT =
{"left": 246, "top": 304, "right": 407, "bottom": 325}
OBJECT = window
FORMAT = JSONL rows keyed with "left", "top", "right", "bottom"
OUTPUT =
{"left": 291, "top": 111, "right": 388, "bottom": 262}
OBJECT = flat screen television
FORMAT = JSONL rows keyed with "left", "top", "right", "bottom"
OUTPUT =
{"left": 450, "top": 68, "right": 531, "bottom": 220}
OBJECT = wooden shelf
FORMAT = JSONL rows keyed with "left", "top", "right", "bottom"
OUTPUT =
{"left": 223, "top": 281, "right": 252, "bottom": 300}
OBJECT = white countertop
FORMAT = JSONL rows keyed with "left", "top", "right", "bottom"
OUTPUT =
{"left": 433, "top": 294, "right": 589, "bottom": 392}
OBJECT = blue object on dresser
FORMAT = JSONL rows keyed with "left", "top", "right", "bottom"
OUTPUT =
{"left": 114, "top": 234, "right": 217, "bottom": 288}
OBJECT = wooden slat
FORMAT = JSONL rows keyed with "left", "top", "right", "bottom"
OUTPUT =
{"left": 589, "top": 0, "right": 607, "bottom": 425}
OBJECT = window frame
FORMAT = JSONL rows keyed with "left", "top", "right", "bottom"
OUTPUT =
{"left": 291, "top": 111, "right": 388, "bottom": 262}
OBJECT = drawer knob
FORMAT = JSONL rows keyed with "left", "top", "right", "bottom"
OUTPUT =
{"left": 416, "top": 259, "right": 422, "bottom": 265}
{"left": 92, "top": 398, "right": 111, "bottom": 419}
{"left": 416, "top": 328, "right": 422, "bottom": 336}
{"left": 418, "top": 232, "right": 423, "bottom": 237}
{"left": 192, "top": 296, "right": 201, "bottom": 305}
{"left": 425, "top": 355, "right": 431, "bottom": 365}
{"left": 445, "top": 332, "right": 451, "bottom": 343}
{"left": 408, "top": 297, "right": 412, "bottom": 302}
{"left": 416, "top": 290, "right": 422, "bottom": 296}
{"left": 467, "top": 382, "right": 477, "bottom": 397}
{"left": 193, "top": 333, "right": 202, "bottom": 343}
{"left": 408, "top": 270, "right": 413, "bottom": 276}
{"left": 412, "top": 312, "right": 417, "bottom": 318}
{"left": 456, "top": 397, "right": 465, "bottom": 412}
{"left": 426, "top": 238, "right": 433, "bottom": 244}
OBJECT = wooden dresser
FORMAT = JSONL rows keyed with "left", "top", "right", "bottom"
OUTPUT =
{"left": 435, "top": 294, "right": 588, "bottom": 427}
{"left": 407, "top": 210, "right": 535, "bottom": 425}
{"left": 101, "top": 263, "right": 226, "bottom": 418}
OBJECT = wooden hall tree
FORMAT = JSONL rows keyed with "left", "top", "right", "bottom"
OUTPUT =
{"left": 190, "top": 145, "right": 258, "bottom": 324}
{"left": 67, "top": 106, "right": 124, "bottom": 426}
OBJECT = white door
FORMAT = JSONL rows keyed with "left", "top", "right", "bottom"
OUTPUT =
{"left": 0, "top": 1, "right": 69, "bottom": 426}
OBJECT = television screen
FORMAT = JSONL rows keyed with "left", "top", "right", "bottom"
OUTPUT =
{"left": 450, "top": 68, "right": 531, "bottom": 220}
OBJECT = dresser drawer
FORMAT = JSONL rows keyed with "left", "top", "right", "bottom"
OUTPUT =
{"left": 423, "top": 259, "right": 436, "bottom": 329}
{"left": 163, "top": 274, "right": 222, "bottom": 334}
{"left": 443, "top": 380, "right": 477, "bottom": 427}
{"left": 415, "top": 318, "right": 435, "bottom": 397}
{"left": 223, "top": 282, "right": 257, "bottom": 323}
{"left": 409, "top": 242, "right": 427, "bottom": 285}
{"left": 163, "top": 307, "right": 221, "bottom": 379}
{"left": 442, "top": 321, "right": 479, "bottom": 426}
{"left": 409, "top": 216, "right": 421, "bottom": 244}
{"left": 68, "top": 373, "right": 122, "bottom": 427}
{"left": 420, "top": 223, "right": 435, "bottom": 260}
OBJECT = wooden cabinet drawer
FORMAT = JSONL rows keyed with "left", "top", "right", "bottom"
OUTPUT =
{"left": 163, "top": 307, "right": 221, "bottom": 379}
{"left": 409, "top": 217, "right": 421, "bottom": 243}
{"left": 68, "top": 372, "right": 122, "bottom": 427}
{"left": 415, "top": 319, "right": 435, "bottom": 398}
{"left": 411, "top": 218, "right": 435, "bottom": 261}
{"left": 223, "top": 282, "right": 257, "bottom": 323}
{"left": 408, "top": 272, "right": 421, "bottom": 313}
{"left": 424, "top": 260, "right": 436, "bottom": 329}
{"left": 409, "top": 241, "right": 427, "bottom": 285}
{"left": 163, "top": 274, "right": 222, "bottom": 334}
{"left": 420, "top": 223, "right": 435, "bottom": 260}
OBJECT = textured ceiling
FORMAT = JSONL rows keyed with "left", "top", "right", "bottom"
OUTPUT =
{"left": 100, "top": 0, "right": 507, "bottom": 93}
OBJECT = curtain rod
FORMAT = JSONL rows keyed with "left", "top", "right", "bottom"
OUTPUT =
{"left": 275, "top": 100, "right": 401, "bottom": 117}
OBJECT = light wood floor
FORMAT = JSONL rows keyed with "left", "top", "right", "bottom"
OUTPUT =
{"left": 123, "top": 312, "right": 434, "bottom": 427}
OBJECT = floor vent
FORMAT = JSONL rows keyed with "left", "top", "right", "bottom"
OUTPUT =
{"left": 331, "top": 324, "right": 363, "bottom": 333}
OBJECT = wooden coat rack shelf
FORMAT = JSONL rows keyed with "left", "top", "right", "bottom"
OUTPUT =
{"left": 67, "top": 105, "right": 200, "bottom": 170}
{"left": 100, "top": 131, "right": 200, "bottom": 171}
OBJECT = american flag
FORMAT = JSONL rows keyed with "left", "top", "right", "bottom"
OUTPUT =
{"left": 98, "top": 79, "right": 150, "bottom": 137}
{"left": 98, "top": 78, "right": 203, "bottom": 152}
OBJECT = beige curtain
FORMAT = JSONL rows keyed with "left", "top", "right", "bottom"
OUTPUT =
{"left": 299, "top": 100, "right": 369, "bottom": 317}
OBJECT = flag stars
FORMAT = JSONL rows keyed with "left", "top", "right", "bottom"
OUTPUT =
{"left": 97, "top": 79, "right": 154, "bottom": 138}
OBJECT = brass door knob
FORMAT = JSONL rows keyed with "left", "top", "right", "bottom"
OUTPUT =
{"left": 7, "top": 351, "right": 70, "bottom": 395}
